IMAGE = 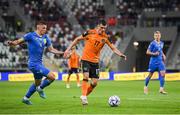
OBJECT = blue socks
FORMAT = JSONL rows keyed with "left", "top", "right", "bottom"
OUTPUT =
{"left": 40, "top": 79, "right": 52, "bottom": 89}
{"left": 159, "top": 75, "right": 165, "bottom": 87}
{"left": 25, "top": 79, "right": 53, "bottom": 98}
{"left": 145, "top": 76, "right": 151, "bottom": 86}
{"left": 25, "top": 83, "right": 36, "bottom": 98}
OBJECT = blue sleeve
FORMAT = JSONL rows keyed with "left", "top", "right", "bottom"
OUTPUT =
{"left": 46, "top": 36, "right": 52, "bottom": 47}
{"left": 148, "top": 42, "right": 154, "bottom": 52}
{"left": 23, "top": 33, "right": 32, "bottom": 42}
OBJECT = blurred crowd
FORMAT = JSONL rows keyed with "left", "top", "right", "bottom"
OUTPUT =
{"left": 0, "top": 0, "right": 180, "bottom": 71}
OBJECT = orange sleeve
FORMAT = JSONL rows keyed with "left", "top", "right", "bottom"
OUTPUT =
{"left": 105, "top": 37, "right": 115, "bottom": 50}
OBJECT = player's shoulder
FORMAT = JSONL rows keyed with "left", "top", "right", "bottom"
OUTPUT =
{"left": 23, "top": 32, "right": 35, "bottom": 39}
{"left": 24, "top": 32, "right": 34, "bottom": 36}
{"left": 150, "top": 40, "right": 156, "bottom": 45}
{"left": 82, "top": 29, "right": 96, "bottom": 37}
{"left": 102, "top": 32, "right": 109, "bottom": 39}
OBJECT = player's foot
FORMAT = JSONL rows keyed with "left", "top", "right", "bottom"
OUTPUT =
{"left": 77, "top": 83, "right": 81, "bottom": 88}
{"left": 80, "top": 95, "right": 88, "bottom": 105}
{"left": 66, "top": 84, "right": 70, "bottom": 88}
{"left": 144, "top": 86, "right": 148, "bottom": 95}
{"left": 22, "top": 97, "right": 32, "bottom": 105}
{"left": 36, "top": 87, "right": 46, "bottom": 99}
{"left": 159, "top": 87, "right": 167, "bottom": 94}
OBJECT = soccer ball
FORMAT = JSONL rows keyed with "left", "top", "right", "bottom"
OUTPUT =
{"left": 108, "top": 95, "right": 120, "bottom": 107}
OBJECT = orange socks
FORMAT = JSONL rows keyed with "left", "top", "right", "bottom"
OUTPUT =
{"left": 86, "top": 84, "right": 93, "bottom": 96}
{"left": 81, "top": 79, "right": 97, "bottom": 96}
{"left": 81, "top": 79, "right": 89, "bottom": 96}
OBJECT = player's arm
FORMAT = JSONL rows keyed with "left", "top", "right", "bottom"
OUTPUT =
{"left": 162, "top": 51, "right": 166, "bottom": 61}
{"left": 106, "top": 39, "right": 127, "bottom": 60}
{"left": 146, "top": 49, "right": 159, "bottom": 56}
{"left": 7, "top": 38, "right": 24, "bottom": 46}
{"left": 146, "top": 42, "right": 159, "bottom": 56}
{"left": 47, "top": 45, "right": 64, "bottom": 55}
{"left": 64, "top": 35, "right": 84, "bottom": 58}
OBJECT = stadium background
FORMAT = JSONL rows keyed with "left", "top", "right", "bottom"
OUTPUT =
{"left": 0, "top": 0, "right": 180, "bottom": 114}
{"left": 0, "top": 0, "right": 180, "bottom": 73}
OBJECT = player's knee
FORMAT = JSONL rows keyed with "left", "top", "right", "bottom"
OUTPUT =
{"left": 161, "top": 73, "right": 165, "bottom": 77}
{"left": 160, "top": 71, "right": 165, "bottom": 77}
{"left": 83, "top": 72, "right": 89, "bottom": 79}
{"left": 48, "top": 72, "right": 56, "bottom": 81}
{"left": 91, "top": 82, "right": 97, "bottom": 87}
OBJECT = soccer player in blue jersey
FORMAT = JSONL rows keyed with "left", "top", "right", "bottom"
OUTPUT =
{"left": 144, "top": 31, "right": 167, "bottom": 94}
{"left": 7, "top": 21, "right": 64, "bottom": 105}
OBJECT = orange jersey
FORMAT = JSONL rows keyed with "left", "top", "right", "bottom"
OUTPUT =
{"left": 68, "top": 51, "right": 80, "bottom": 68}
{"left": 81, "top": 29, "right": 113, "bottom": 63}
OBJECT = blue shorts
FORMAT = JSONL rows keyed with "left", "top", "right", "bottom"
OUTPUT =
{"left": 29, "top": 64, "right": 50, "bottom": 79}
{"left": 148, "top": 62, "right": 166, "bottom": 73}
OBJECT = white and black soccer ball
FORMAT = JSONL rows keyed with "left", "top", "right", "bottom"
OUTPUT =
{"left": 108, "top": 95, "right": 120, "bottom": 107}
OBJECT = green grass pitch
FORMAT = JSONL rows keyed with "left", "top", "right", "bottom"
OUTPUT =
{"left": 0, "top": 80, "right": 180, "bottom": 114}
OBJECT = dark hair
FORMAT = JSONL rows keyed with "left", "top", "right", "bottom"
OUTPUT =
{"left": 97, "top": 19, "right": 107, "bottom": 26}
{"left": 35, "top": 20, "right": 47, "bottom": 26}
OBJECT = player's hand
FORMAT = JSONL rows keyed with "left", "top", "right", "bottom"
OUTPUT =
{"left": 153, "top": 52, "right": 159, "bottom": 56}
{"left": 154, "top": 52, "right": 159, "bottom": 56}
{"left": 121, "top": 54, "right": 127, "bottom": 60}
{"left": 63, "top": 50, "right": 71, "bottom": 58}
{"left": 6, "top": 41, "right": 15, "bottom": 46}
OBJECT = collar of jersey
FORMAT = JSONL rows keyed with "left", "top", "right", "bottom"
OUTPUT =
{"left": 33, "top": 31, "right": 44, "bottom": 38}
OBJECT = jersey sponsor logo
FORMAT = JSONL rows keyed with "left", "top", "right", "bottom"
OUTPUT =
{"left": 101, "top": 39, "right": 105, "bottom": 43}
{"left": 43, "top": 39, "right": 47, "bottom": 45}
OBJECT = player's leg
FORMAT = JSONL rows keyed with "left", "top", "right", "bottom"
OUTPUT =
{"left": 81, "top": 72, "right": 89, "bottom": 96}
{"left": 144, "top": 72, "right": 153, "bottom": 94}
{"left": 36, "top": 72, "right": 55, "bottom": 99}
{"left": 159, "top": 71, "right": 167, "bottom": 94}
{"left": 80, "top": 60, "right": 90, "bottom": 105}
{"left": 39, "top": 72, "right": 55, "bottom": 89}
{"left": 80, "top": 72, "right": 89, "bottom": 105}
{"left": 22, "top": 79, "right": 42, "bottom": 105}
{"left": 81, "top": 61, "right": 90, "bottom": 96}
{"left": 86, "top": 78, "right": 98, "bottom": 96}
{"left": 145, "top": 72, "right": 153, "bottom": 87}
{"left": 66, "top": 69, "right": 72, "bottom": 88}
{"left": 144, "top": 63, "right": 156, "bottom": 94}
{"left": 86, "top": 63, "right": 99, "bottom": 96}
{"left": 36, "top": 66, "right": 55, "bottom": 98}
{"left": 158, "top": 63, "right": 167, "bottom": 94}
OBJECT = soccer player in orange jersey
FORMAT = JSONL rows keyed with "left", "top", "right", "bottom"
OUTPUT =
{"left": 66, "top": 46, "right": 81, "bottom": 88}
{"left": 64, "top": 19, "right": 126, "bottom": 105}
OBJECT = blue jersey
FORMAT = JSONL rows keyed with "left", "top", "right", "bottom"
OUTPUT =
{"left": 148, "top": 40, "right": 164, "bottom": 64}
{"left": 23, "top": 32, "right": 52, "bottom": 67}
